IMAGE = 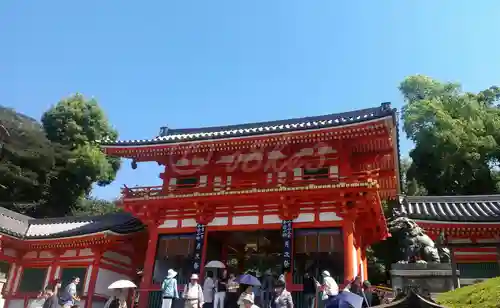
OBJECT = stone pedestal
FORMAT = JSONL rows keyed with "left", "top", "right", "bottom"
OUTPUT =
{"left": 390, "top": 263, "right": 458, "bottom": 296}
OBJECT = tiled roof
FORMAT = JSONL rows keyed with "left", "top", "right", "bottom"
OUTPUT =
{"left": 0, "top": 207, "right": 144, "bottom": 239}
{"left": 0, "top": 207, "right": 32, "bottom": 237}
{"left": 399, "top": 195, "right": 500, "bottom": 222}
{"left": 100, "top": 102, "right": 396, "bottom": 146}
{"left": 24, "top": 212, "right": 144, "bottom": 239}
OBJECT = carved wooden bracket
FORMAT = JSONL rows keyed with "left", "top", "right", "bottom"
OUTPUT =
{"left": 194, "top": 202, "right": 215, "bottom": 225}
{"left": 139, "top": 207, "right": 165, "bottom": 228}
{"left": 278, "top": 196, "right": 299, "bottom": 221}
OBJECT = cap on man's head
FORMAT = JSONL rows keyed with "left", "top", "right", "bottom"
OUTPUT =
{"left": 322, "top": 270, "right": 331, "bottom": 277}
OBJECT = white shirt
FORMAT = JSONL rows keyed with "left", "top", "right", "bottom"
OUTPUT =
{"left": 184, "top": 282, "right": 204, "bottom": 303}
{"left": 323, "top": 276, "right": 339, "bottom": 297}
{"left": 203, "top": 277, "right": 215, "bottom": 303}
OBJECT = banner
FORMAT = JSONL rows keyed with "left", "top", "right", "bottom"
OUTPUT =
{"left": 281, "top": 220, "right": 292, "bottom": 270}
{"left": 193, "top": 224, "right": 205, "bottom": 273}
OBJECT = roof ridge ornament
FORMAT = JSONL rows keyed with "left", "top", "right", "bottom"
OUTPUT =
{"left": 159, "top": 126, "right": 169, "bottom": 137}
{"left": 380, "top": 102, "right": 392, "bottom": 111}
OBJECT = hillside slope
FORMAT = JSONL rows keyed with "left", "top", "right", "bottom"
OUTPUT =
{"left": 436, "top": 277, "right": 500, "bottom": 308}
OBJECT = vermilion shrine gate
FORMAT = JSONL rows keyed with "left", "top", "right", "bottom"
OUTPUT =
{"left": 101, "top": 102, "right": 401, "bottom": 308}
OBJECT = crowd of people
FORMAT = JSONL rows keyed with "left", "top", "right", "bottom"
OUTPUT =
{"left": 160, "top": 268, "right": 388, "bottom": 308}
{"left": 29, "top": 275, "right": 127, "bottom": 308}
{"left": 29, "top": 276, "right": 82, "bottom": 308}
{"left": 27, "top": 269, "right": 392, "bottom": 308}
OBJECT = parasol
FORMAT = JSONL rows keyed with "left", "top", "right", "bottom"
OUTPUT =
{"left": 205, "top": 260, "right": 226, "bottom": 268}
{"left": 236, "top": 274, "right": 261, "bottom": 286}
{"left": 108, "top": 280, "right": 137, "bottom": 289}
{"left": 325, "top": 291, "right": 364, "bottom": 308}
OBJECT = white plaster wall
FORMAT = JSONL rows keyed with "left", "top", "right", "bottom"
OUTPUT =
{"left": 61, "top": 250, "right": 78, "bottom": 258}
{"left": 3, "top": 249, "right": 16, "bottom": 258}
{"left": 84, "top": 265, "right": 93, "bottom": 295}
{"left": 12, "top": 267, "right": 22, "bottom": 294}
{"left": 95, "top": 268, "right": 131, "bottom": 298}
{"left": 103, "top": 251, "right": 132, "bottom": 265}
{"left": 39, "top": 251, "right": 55, "bottom": 259}
{"left": 4, "top": 265, "right": 16, "bottom": 293}
{"left": 6, "top": 299, "right": 23, "bottom": 308}
{"left": 23, "top": 251, "right": 37, "bottom": 259}
{"left": 80, "top": 248, "right": 94, "bottom": 256}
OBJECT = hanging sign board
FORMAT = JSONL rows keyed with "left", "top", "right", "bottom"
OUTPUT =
{"left": 193, "top": 224, "right": 205, "bottom": 273}
{"left": 281, "top": 220, "right": 293, "bottom": 270}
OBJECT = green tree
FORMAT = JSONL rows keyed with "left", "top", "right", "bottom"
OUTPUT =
{"left": 0, "top": 106, "right": 56, "bottom": 214}
{"left": 0, "top": 94, "right": 121, "bottom": 217}
{"left": 72, "top": 197, "right": 121, "bottom": 216}
{"left": 400, "top": 75, "right": 500, "bottom": 195}
{"left": 400, "top": 157, "right": 427, "bottom": 196}
{"left": 40, "top": 94, "right": 121, "bottom": 216}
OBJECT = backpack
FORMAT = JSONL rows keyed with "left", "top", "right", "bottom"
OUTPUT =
{"left": 109, "top": 297, "right": 121, "bottom": 308}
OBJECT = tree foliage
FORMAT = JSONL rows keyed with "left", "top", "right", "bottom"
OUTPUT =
{"left": 72, "top": 197, "right": 121, "bottom": 216}
{"left": 400, "top": 75, "right": 500, "bottom": 195}
{"left": 0, "top": 94, "right": 120, "bottom": 217}
{"left": 0, "top": 106, "right": 56, "bottom": 211}
{"left": 400, "top": 157, "right": 427, "bottom": 196}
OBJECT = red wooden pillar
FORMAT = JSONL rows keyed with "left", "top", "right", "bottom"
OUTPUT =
{"left": 85, "top": 248, "right": 103, "bottom": 308}
{"left": 356, "top": 246, "right": 362, "bottom": 279}
{"left": 138, "top": 225, "right": 159, "bottom": 308}
{"left": 3, "top": 260, "right": 20, "bottom": 308}
{"left": 362, "top": 250, "right": 368, "bottom": 281}
{"left": 343, "top": 220, "right": 354, "bottom": 283}
{"left": 47, "top": 249, "right": 62, "bottom": 285}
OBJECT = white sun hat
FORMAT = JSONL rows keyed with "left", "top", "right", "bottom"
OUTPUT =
{"left": 167, "top": 269, "right": 178, "bottom": 279}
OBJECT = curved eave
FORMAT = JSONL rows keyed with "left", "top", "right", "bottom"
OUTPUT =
{"left": 10, "top": 230, "right": 146, "bottom": 250}
{"left": 1, "top": 225, "right": 144, "bottom": 241}
{"left": 0, "top": 228, "right": 25, "bottom": 238}
{"left": 414, "top": 219, "right": 500, "bottom": 228}
{"left": 101, "top": 116, "right": 395, "bottom": 157}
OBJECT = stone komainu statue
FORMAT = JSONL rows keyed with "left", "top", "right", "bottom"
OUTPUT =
{"left": 388, "top": 215, "right": 451, "bottom": 264}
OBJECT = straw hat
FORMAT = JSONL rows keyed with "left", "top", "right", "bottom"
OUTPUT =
{"left": 167, "top": 269, "right": 177, "bottom": 279}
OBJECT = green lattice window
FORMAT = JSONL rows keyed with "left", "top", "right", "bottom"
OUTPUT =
{"left": 0, "top": 261, "right": 10, "bottom": 279}
{"left": 18, "top": 267, "right": 48, "bottom": 293}
{"left": 60, "top": 267, "right": 87, "bottom": 294}
{"left": 457, "top": 262, "right": 500, "bottom": 279}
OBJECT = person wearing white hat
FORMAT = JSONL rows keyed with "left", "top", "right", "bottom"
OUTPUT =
{"left": 316, "top": 270, "right": 338, "bottom": 302}
{"left": 162, "top": 269, "right": 180, "bottom": 308}
{"left": 239, "top": 293, "right": 259, "bottom": 308}
{"left": 183, "top": 274, "right": 204, "bottom": 308}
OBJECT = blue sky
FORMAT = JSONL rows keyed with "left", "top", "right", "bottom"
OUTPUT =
{"left": 2, "top": 1, "right": 500, "bottom": 200}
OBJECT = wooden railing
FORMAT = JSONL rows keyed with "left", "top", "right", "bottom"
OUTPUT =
{"left": 121, "top": 170, "right": 380, "bottom": 199}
